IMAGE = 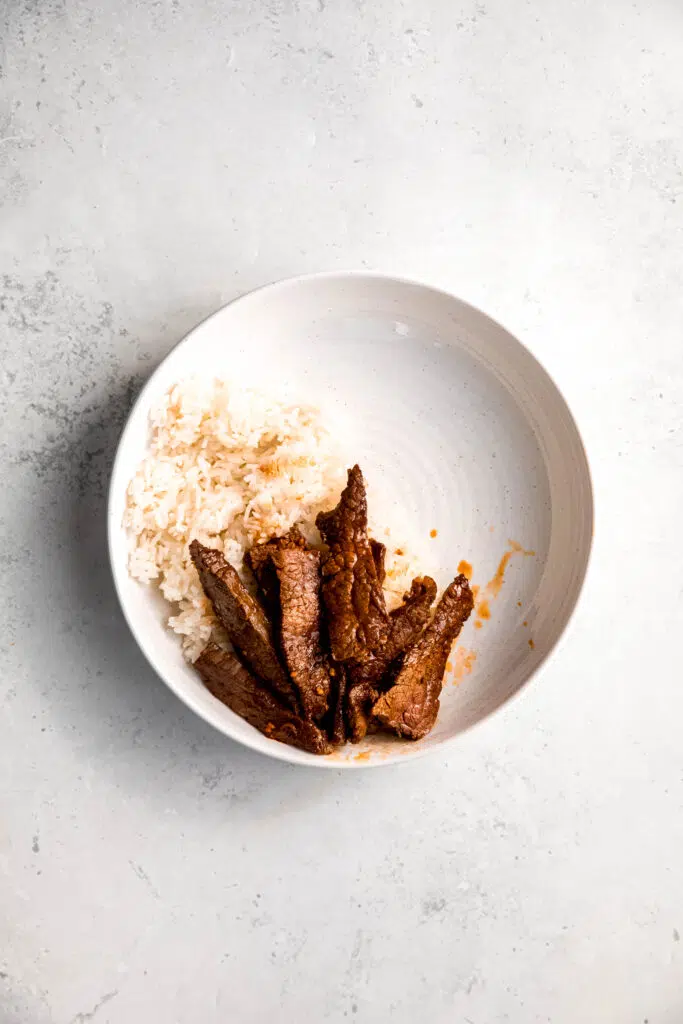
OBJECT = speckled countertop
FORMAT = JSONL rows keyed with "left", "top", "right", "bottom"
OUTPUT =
{"left": 2, "top": 2, "right": 682, "bottom": 1022}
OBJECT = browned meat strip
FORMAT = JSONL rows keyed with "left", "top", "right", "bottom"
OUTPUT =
{"left": 189, "top": 540, "right": 299, "bottom": 712}
{"left": 385, "top": 576, "right": 438, "bottom": 669}
{"left": 316, "top": 465, "right": 389, "bottom": 663}
{"left": 345, "top": 575, "right": 437, "bottom": 742}
{"left": 329, "top": 664, "right": 347, "bottom": 746}
{"left": 372, "top": 574, "right": 474, "bottom": 740}
{"left": 369, "top": 539, "right": 386, "bottom": 586}
{"left": 270, "top": 547, "right": 331, "bottom": 722}
{"left": 351, "top": 576, "right": 437, "bottom": 690}
{"left": 246, "top": 526, "right": 307, "bottom": 615}
{"left": 195, "top": 643, "right": 331, "bottom": 755}
{"left": 345, "top": 680, "right": 377, "bottom": 744}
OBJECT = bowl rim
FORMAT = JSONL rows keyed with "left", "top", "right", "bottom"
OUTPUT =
{"left": 107, "top": 270, "right": 595, "bottom": 769}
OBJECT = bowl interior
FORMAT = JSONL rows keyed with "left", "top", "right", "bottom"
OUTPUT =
{"left": 108, "top": 274, "right": 593, "bottom": 767}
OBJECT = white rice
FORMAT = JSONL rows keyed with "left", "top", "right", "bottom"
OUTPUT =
{"left": 125, "top": 378, "right": 423, "bottom": 661}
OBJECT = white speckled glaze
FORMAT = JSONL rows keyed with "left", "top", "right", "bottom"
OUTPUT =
{"left": 108, "top": 273, "right": 593, "bottom": 766}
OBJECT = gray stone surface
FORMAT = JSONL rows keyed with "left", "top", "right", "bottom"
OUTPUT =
{"left": 2, "top": 1, "right": 683, "bottom": 1022}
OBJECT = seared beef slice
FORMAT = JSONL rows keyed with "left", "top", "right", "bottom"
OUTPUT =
{"left": 316, "top": 466, "right": 389, "bottom": 663}
{"left": 246, "top": 526, "right": 307, "bottom": 616}
{"left": 189, "top": 540, "right": 298, "bottom": 711}
{"left": 372, "top": 574, "right": 474, "bottom": 740}
{"left": 195, "top": 643, "right": 331, "bottom": 755}
{"left": 271, "top": 547, "right": 331, "bottom": 723}
{"left": 346, "top": 575, "right": 437, "bottom": 742}
{"left": 330, "top": 664, "right": 348, "bottom": 746}
{"left": 344, "top": 681, "right": 376, "bottom": 744}
{"left": 351, "top": 576, "right": 437, "bottom": 690}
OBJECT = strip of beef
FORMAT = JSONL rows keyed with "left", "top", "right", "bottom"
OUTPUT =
{"left": 345, "top": 681, "right": 377, "bottom": 744}
{"left": 329, "top": 664, "right": 347, "bottom": 746}
{"left": 351, "top": 576, "right": 437, "bottom": 690}
{"left": 369, "top": 539, "right": 386, "bottom": 586}
{"left": 316, "top": 465, "right": 389, "bottom": 663}
{"left": 345, "top": 575, "right": 437, "bottom": 742}
{"left": 372, "top": 574, "right": 474, "bottom": 740}
{"left": 189, "top": 540, "right": 299, "bottom": 712}
{"left": 195, "top": 643, "right": 331, "bottom": 755}
{"left": 271, "top": 547, "right": 331, "bottom": 722}
{"left": 246, "top": 525, "right": 307, "bottom": 616}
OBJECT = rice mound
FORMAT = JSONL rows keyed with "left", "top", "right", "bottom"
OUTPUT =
{"left": 125, "top": 378, "right": 422, "bottom": 662}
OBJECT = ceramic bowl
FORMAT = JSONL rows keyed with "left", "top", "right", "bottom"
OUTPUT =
{"left": 108, "top": 273, "right": 593, "bottom": 767}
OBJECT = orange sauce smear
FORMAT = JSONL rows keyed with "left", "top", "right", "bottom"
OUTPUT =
{"left": 450, "top": 646, "right": 477, "bottom": 684}
{"left": 488, "top": 540, "right": 535, "bottom": 598}
{"left": 430, "top": 529, "right": 438, "bottom": 538}
{"left": 466, "top": 540, "right": 535, "bottom": 637}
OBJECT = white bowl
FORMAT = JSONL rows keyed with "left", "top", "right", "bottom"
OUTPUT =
{"left": 108, "top": 273, "right": 593, "bottom": 768}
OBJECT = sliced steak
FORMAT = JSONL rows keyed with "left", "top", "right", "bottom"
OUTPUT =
{"left": 369, "top": 539, "right": 386, "bottom": 586}
{"left": 246, "top": 525, "right": 307, "bottom": 616}
{"left": 351, "top": 576, "right": 437, "bottom": 690}
{"left": 271, "top": 547, "right": 331, "bottom": 722}
{"left": 316, "top": 465, "right": 389, "bottom": 663}
{"left": 372, "top": 574, "right": 474, "bottom": 740}
{"left": 329, "top": 664, "right": 347, "bottom": 746}
{"left": 345, "top": 680, "right": 377, "bottom": 744}
{"left": 345, "top": 575, "right": 437, "bottom": 742}
{"left": 189, "top": 540, "right": 298, "bottom": 711}
{"left": 195, "top": 643, "right": 331, "bottom": 755}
